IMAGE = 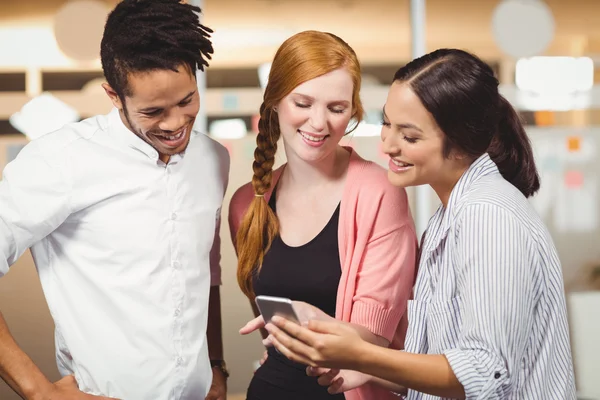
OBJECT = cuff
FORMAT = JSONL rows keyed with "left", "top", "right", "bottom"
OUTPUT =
{"left": 350, "top": 301, "right": 405, "bottom": 342}
{"left": 444, "top": 348, "right": 507, "bottom": 399}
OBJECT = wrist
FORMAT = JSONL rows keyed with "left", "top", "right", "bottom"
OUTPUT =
{"left": 25, "top": 380, "right": 53, "bottom": 400}
{"left": 210, "top": 359, "right": 229, "bottom": 379}
{"left": 350, "top": 340, "right": 374, "bottom": 371}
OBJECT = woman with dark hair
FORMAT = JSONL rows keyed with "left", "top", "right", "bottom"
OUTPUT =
{"left": 259, "top": 49, "right": 577, "bottom": 400}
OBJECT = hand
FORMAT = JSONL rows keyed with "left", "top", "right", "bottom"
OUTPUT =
{"left": 307, "top": 367, "right": 372, "bottom": 394}
{"left": 205, "top": 367, "right": 227, "bottom": 400}
{"left": 239, "top": 301, "right": 332, "bottom": 336}
{"left": 239, "top": 315, "right": 275, "bottom": 349}
{"left": 265, "top": 316, "right": 368, "bottom": 370}
{"left": 42, "top": 375, "right": 120, "bottom": 399}
{"left": 260, "top": 350, "right": 268, "bottom": 366}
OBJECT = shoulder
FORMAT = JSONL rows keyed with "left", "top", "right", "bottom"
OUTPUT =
{"left": 13, "top": 115, "right": 105, "bottom": 166}
{"left": 454, "top": 176, "right": 546, "bottom": 239}
{"left": 228, "top": 181, "right": 255, "bottom": 236}
{"left": 347, "top": 150, "right": 411, "bottom": 211}
{"left": 345, "top": 149, "right": 414, "bottom": 230}
{"left": 189, "top": 131, "right": 230, "bottom": 166}
{"left": 457, "top": 175, "right": 531, "bottom": 220}
{"left": 230, "top": 182, "right": 254, "bottom": 213}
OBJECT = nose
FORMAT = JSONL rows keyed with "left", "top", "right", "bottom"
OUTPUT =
{"left": 158, "top": 109, "right": 186, "bottom": 133}
{"left": 308, "top": 107, "right": 326, "bottom": 132}
{"left": 380, "top": 126, "right": 400, "bottom": 155}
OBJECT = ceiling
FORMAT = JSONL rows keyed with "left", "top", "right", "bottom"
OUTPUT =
{"left": 1, "top": 0, "right": 600, "bottom": 67}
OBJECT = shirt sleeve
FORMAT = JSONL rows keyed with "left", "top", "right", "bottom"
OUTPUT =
{"left": 209, "top": 213, "right": 222, "bottom": 286}
{"left": 443, "top": 203, "right": 538, "bottom": 399}
{"left": 209, "top": 144, "right": 230, "bottom": 287}
{"left": 0, "top": 143, "right": 72, "bottom": 276}
{"left": 350, "top": 185, "right": 418, "bottom": 343}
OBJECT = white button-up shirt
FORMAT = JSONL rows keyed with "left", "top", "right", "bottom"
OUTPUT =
{"left": 0, "top": 108, "right": 229, "bottom": 399}
{"left": 404, "top": 154, "right": 576, "bottom": 400}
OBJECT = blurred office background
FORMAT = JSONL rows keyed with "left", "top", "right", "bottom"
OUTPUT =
{"left": 0, "top": 0, "right": 599, "bottom": 399}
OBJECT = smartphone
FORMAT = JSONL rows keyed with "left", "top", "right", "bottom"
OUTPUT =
{"left": 255, "top": 295, "right": 300, "bottom": 325}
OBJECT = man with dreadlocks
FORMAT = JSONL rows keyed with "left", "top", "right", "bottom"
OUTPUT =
{"left": 0, "top": 1, "right": 229, "bottom": 399}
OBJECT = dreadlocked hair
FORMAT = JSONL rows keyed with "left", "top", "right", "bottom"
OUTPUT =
{"left": 235, "top": 30, "right": 364, "bottom": 299}
{"left": 100, "top": 0, "right": 214, "bottom": 98}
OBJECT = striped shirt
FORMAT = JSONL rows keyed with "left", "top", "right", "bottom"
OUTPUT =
{"left": 403, "top": 154, "right": 576, "bottom": 400}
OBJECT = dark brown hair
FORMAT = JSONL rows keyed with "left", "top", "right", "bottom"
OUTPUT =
{"left": 393, "top": 48, "right": 540, "bottom": 197}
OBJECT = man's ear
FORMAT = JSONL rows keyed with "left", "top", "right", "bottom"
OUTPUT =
{"left": 102, "top": 83, "right": 124, "bottom": 110}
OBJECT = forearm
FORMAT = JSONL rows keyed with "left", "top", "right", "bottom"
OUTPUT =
{"left": 207, "top": 286, "right": 223, "bottom": 360}
{"left": 356, "top": 342, "right": 465, "bottom": 399}
{"left": 369, "top": 376, "right": 407, "bottom": 396}
{"left": 346, "top": 322, "right": 389, "bottom": 347}
{"left": 0, "top": 310, "right": 52, "bottom": 399}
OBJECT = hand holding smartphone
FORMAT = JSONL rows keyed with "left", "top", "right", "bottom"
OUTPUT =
{"left": 255, "top": 295, "right": 300, "bottom": 325}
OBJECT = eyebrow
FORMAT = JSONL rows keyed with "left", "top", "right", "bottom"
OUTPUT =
{"left": 382, "top": 105, "right": 423, "bottom": 132}
{"left": 138, "top": 90, "right": 196, "bottom": 113}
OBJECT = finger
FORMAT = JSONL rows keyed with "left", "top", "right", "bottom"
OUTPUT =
{"left": 270, "top": 316, "right": 321, "bottom": 346}
{"left": 328, "top": 377, "right": 345, "bottom": 394}
{"left": 262, "top": 334, "right": 273, "bottom": 347}
{"left": 317, "top": 368, "right": 340, "bottom": 386}
{"left": 260, "top": 352, "right": 268, "bottom": 365}
{"left": 58, "top": 374, "right": 77, "bottom": 387}
{"left": 267, "top": 323, "right": 321, "bottom": 365}
{"left": 269, "top": 334, "right": 316, "bottom": 367}
{"left": 306, "top": 366, "right": 333, "bottom": 377}
{"left": 307, "top": 319, "right": 347, "bottom": 336}
{"left": 239, "top": 316, "right": 265, "bottom": 335}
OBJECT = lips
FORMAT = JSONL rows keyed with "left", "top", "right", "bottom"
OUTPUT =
{"left": 154, "top": 127, "right": 187, "bottom": 148}
{"left": 391, "top": 158, "right": 413, "bottom": 168}
{"left": 298, "top": 130, "right": 328, "bottom": 142}
{"left": 157, "top": 130, "right": 184, "bottom": 140}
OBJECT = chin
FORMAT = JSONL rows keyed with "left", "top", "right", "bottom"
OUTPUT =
{"left": 387, "top": 170, "right": 412, "bottom": 188}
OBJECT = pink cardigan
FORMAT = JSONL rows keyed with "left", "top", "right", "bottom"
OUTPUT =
{"left": 229, "top": 148, "right": 418, "bottom": 400}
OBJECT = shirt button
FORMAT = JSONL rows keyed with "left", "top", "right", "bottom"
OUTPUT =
{"left": 494, "top": 372, "right": 501, "bottom": 379}
{"left": 174, "top": 309, "right": 181, "bottom": 317}
{"left": 170, "top": 213, "right": 177, "bottom": 220}
{"left": 176, "top": 357, "right": 183, "bottom": 366}
{"left": 172, "top": 261, "right": 180, "bottom": 269}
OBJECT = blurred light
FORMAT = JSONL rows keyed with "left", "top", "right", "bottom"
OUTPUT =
{"left": 350, "top": 121, "right": 382, "bottom": 137}
{"left": 258, "top": 62, "right": 271, "bottom": 90}
{"left": 348, "top": 109, "right": 383, "bottom": 137}
{"left": 211, "top": 28, "right": 296, "bottom": 49}
{"left": 209, "top": 118, "right": 247, "bottom": 139}
{"left": 0, "top": 26, "right": 80, "bottom": 67}
{"left": 516, "top": 56, "right": 594, "bottom": 95}
{"left": 492, "top": 0, "right": 555, "bottom": 58}
{"left": 9, "top": 93, "right": 80, "bottom": 140}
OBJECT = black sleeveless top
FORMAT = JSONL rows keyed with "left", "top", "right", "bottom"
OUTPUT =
{"left": 247, "top": 185, "right": 345, "bottom": 400}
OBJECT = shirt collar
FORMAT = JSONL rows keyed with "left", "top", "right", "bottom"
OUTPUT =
{"left": 445, "top": 153, "right": 498, "bottom": 215}
{"left": 423, "top": 153, "right": 499, "bottom": 253}
{"left": 107, "top": 107, "right": 160, "bottom": 161}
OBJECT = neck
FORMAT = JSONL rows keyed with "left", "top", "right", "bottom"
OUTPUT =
{"left": 431, "top": 164, "right": 469, "bottom": 208}
{"left": 281, "top": 146, "right": 350, "bottom": 189}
